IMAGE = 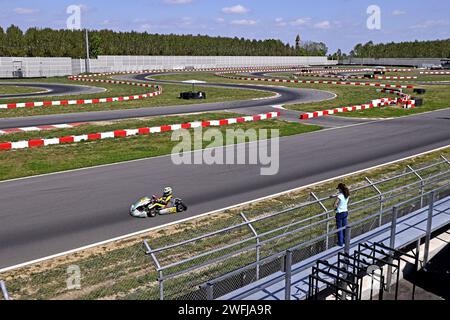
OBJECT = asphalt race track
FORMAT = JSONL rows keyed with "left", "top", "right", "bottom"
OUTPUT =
{"left": 0, "top": 75, "right": 335, "bottom": 129}
{"left": 0, "top": 108, "right": 449, "bottom": 268}
{"left": 0, "top": 82, "right": 106, "bottom": 99}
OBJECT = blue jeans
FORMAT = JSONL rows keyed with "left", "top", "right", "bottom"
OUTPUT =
{"left": 336, "top": 211, "right": 349, "bottom": 246}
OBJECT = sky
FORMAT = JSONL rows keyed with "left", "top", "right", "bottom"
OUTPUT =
{"left": 0, "top": 0, "right": 449, "bottom": 53}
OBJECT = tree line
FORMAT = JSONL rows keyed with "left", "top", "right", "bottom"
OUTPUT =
{"left": 0, "top": 25, "right": 328, "bottom": 58}
{"left": 330, "top": 39, "right": 450, "bottom": 60}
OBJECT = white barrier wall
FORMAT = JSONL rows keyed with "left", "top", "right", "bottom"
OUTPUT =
{"left": 88, "top": 55, "right": 336, "bottom": 73}
{"left": 0, "top": 56, "right": 336, "bottom": 78}
{"left": 342, "top": 58, "right": 445, "bottom": 67}
{"left": 0, "top": 57, "right": 73, "bottom": 78}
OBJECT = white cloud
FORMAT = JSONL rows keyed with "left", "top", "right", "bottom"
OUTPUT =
{"left": 410, "top": 19, "right": 450, "bottom": 29}
{"left": 392, "top": 10, "right": 406, "bottom": 16}
{"left": 230, "top": 19, "right": 258, "bottom": 26}
{"left": 216, "top": 17, "right": 225, "bottom": 23}
{"left": 179, "top": 17, "right": 193, "bottom": 26}
{"left": 14, "top": 7, "right": 39, "bottom": 14}
{"left": 140, "top": 23, "right": 152, "bottom": 31}
{"left": 163, "top": 0, "right": 192, "bottom": 4}
{"left": 274, "top": 18, "right": 287, "bottom": 27}
{"left": 314, "top": 20, "right": 331, "bottom": 29}
{"left": 290, "top": 18, "right": 311, "bottom": 27}
{"left": 222, "top": 5, "right": 249, "bottom": 14}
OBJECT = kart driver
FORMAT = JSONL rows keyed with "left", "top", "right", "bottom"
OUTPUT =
{"left": 155, "top": 187, "right": 174, "bottom": 209}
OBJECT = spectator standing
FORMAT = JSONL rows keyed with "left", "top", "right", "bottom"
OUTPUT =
{"left": 334, "top": 183, "right": 350, "bottom": 247}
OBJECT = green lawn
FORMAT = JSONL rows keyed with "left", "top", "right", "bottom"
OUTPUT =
{"left": 0, "top": 85, "right": 44, "bottom": 95}
{"left": 0, "top": 112, "right": 321, "bottom": 181}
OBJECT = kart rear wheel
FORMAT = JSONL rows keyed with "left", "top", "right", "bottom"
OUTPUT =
{"left": 147, "top": 209, "right": 157, "bottom": 218}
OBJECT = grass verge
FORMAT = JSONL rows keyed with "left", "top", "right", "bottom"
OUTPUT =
{"left": 0, "top": 112, "right": 320, "bottom": 181}
{"left": 0, "top": 85, "right": 44, "bottom": 95}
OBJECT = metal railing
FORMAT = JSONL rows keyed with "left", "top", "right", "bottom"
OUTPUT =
{"left": 231, "top": 184, "right": 449, "bottom": 301}
{"left": 144, "top": 156, "right": 450, "bottom": 300}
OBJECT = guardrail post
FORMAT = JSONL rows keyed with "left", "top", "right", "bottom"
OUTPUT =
{"left": 310, "top": 192, "right": 330, "bottom": 250}
{"left": 344, "top": 226, "right": 351, "bottom": 255}
{"left": 144, "top": 240, "right": 164, "bottom": 300}
{"left": 206, "top": 282, "right": 214, "bottom": 300}
{"left": 284, "top": 250, "right": 293, "bottom": 300}
{"left": 240, "top": 213, "right": 260, "bottom": 280}
{"left": 423, "top": 191, "right": 435, "bottom": 268}
{"left": 386, "top": 206, "right": 398, "bottom": 291}
{"left": 407, "top": 165, "right": 424, "bottom": 207}
{"left": 365, "top": 177, "right": 384, "bottom": 227}
{"left": 0, "top": 281, "right": 9, "bottom": 301}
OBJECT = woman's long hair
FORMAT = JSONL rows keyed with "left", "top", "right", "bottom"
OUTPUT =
{"left": 338, "top": 183, "right": 350, "bottom": 199}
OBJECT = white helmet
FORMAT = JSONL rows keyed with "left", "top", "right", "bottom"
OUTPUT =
{"left": 163, "top": 187, "right": 173, "bottom": 197}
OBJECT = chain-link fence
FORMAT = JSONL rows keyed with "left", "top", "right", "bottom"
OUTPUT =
{"left": 1, "top": 241, "right": 160, "bottom": 300}
{"left": 145, "top": 156, "right": 450, "bottom": 300}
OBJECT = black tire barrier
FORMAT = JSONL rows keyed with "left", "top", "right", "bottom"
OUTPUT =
{"left": 180, "top": 91, "right": 207, "bottom": 100}
{"left": 413, "top": 88, "right": 426, "bottom": 94}
{"left": 412, "top": 98, "right": 424, "bottom": 106}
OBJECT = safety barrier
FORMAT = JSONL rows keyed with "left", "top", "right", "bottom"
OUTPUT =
{"left": 0, "top": 111, "right": 280, "bottom": 151}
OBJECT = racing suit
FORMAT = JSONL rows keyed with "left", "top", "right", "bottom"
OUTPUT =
{"left": 155, "top": 194, "right": 174, "bottom": 209}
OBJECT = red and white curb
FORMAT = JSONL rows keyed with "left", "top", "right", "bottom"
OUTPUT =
{"left": 216, "top": 73, "right": 415, "bottom": 89}
{"left": 74, "top": 66, "right": 307, "bottom": 78}
{"left": 375, "top": 76, "right": 418, "bottom": 80}
{"left": 299, "top": 98, "right": 399, "bottom": 120}
{"left": 216, "top": 70, "right": 417, "bottom": 111}
{"left": 0, "top": 78, "right": 162, "bottom": 110}
{"left": 0, "top": 123, "right": 86, "bottom": 135}
{"left": 0, "top": 111, "right": 280, "bottom": 151}
{"left": 420, "top": 71, "right": 450, "bottom": 75}
{"left": 295, "top": 68, "right": 415, "bottom": 74}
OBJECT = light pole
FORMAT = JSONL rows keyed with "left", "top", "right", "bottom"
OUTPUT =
{"left": 85, "top": 29, "right": 90, "bottom": 73}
